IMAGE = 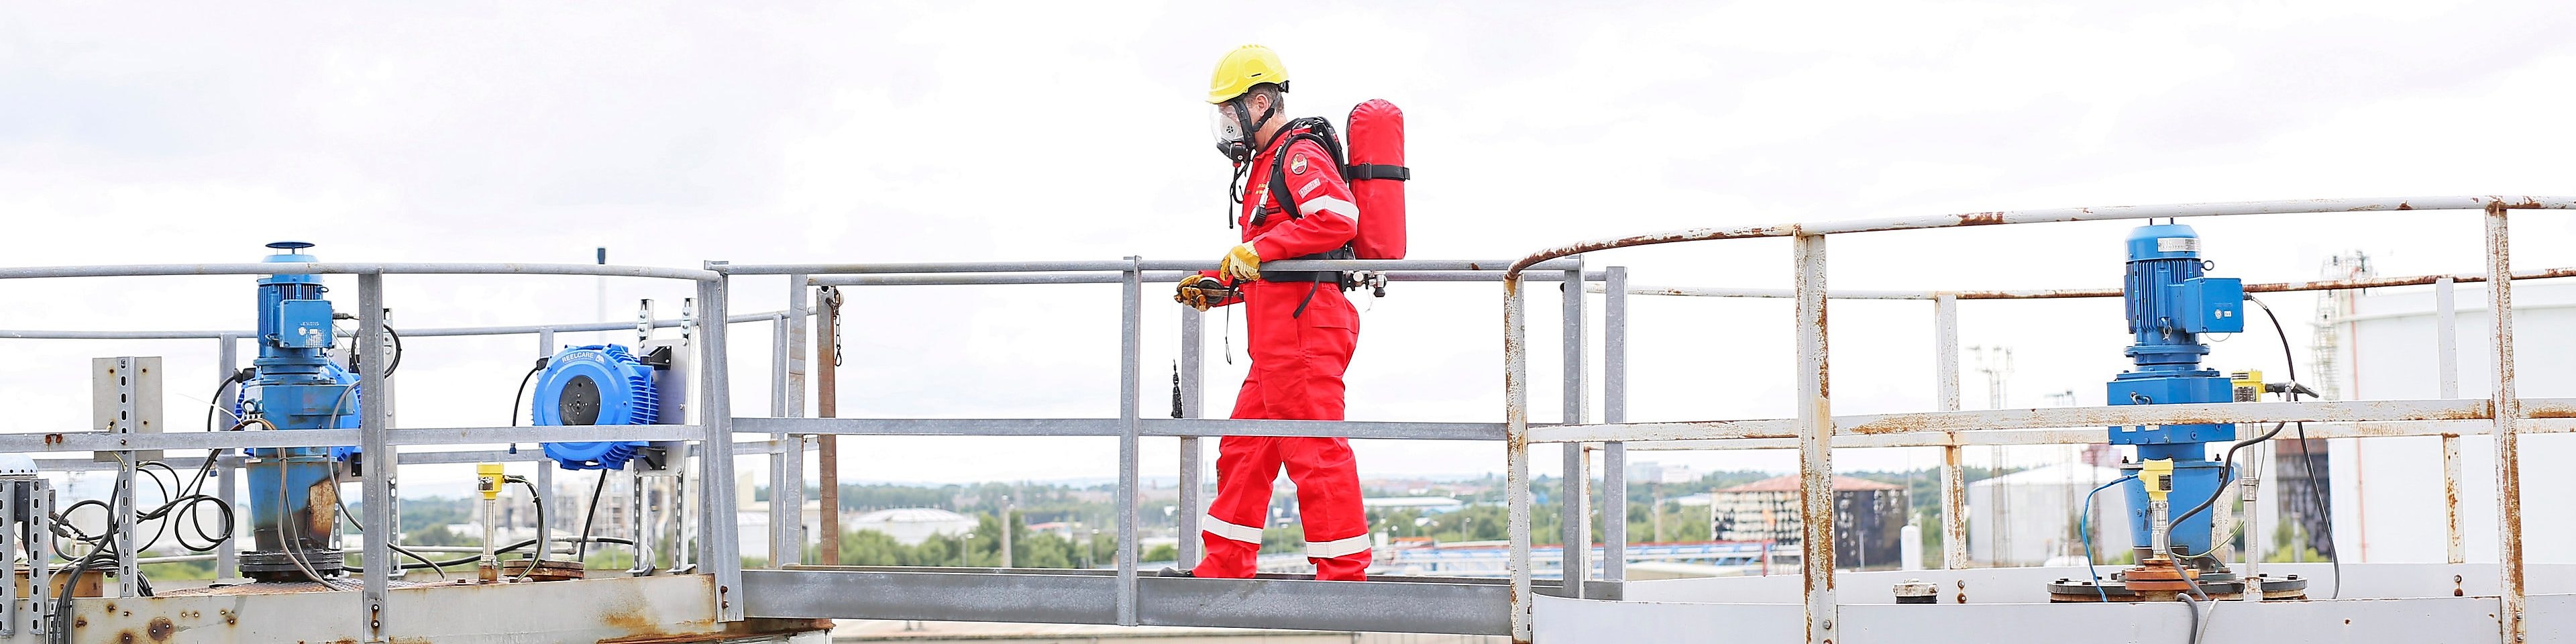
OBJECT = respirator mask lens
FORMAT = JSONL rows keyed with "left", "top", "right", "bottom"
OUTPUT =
{"left": 1210, "top": 103, "right": 1250, "bottom": 161}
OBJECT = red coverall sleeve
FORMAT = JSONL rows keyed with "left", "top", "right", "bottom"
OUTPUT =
{"left": 1248, "top": 140, "right": 1359, "bottom": 262}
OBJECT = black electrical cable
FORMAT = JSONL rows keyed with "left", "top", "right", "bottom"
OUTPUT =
{"left": 509, "top": 476, "right": 547, "bottom": 580}
{"left": 46, "top": 466, "right": 154, "bottom": 643}
{"left": 48, "top": 551, "right": 116, "bottom": 644}
{"left": 325, "top": 467, "right": 448, "bottom": 577}
{"left": 2176, "top": 594, "right": 2206, "bottom": 644}
{"left": 347, "top": 536, "right": 637, "bottom": 572}
{"left": 205, "top": 370, "right": 247, "bottom": 435}
{"left": 2171, "top": 421, "right": 2290, "bottom": 532}
{"left": 382, "top": 324, "right": 404, "bottom": 379}
{"left": 2290, "top": 419, "right": 2338, "bottom": 598}
{"left": 273, "top": 458, "right": 330, "bottom": 584}
{"left": 2250, "top": 297, "right": 2341, "bottom": 600}
{"left": 577, "top": 469, "right": 610, "bottom": 562}
{"left": 509, "top": 359, "right": 547, "bottom": 427}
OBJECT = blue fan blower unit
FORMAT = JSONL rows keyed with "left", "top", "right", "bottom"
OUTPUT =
{"left": 535, "top": 344, "right": 659, "bottom": 470}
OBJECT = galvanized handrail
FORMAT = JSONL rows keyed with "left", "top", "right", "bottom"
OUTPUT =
{"left": 721, "top": 258, "right": 1582, "bottom": 275}
{"left": 0, "top": 310, "right": 804, "bottom": 340}
{"left": 0, "top": 262, "right": 720, "bottom": 281}
{"left": 0, "top": 255, "right": 1598, "bottom": 639}
{"left": 745, "top": 256, "right": 1601, "bottom": 628}
{"left": 1497, "top": 196, "right": 2573, "bottom": 643}
{"left": 0, "top": 259, "right": 747, "bottom": 639}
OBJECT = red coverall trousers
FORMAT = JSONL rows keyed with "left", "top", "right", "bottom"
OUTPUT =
{"left": 1197, "top": 280, "right": 1368, "bottom": 580}
{"left": 1196, "top": 131, "right": 1372, "bottom": 581}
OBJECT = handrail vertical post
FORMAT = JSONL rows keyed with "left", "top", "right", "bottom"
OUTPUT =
{"left": 768, "top": 305, "right": 804, "bottom": 566}
{"left": 1505, "top": 276, "right": 1534, "bottom": 643}
{"left": 214, "top": 334, "right": 240, "bottom": 580}
{"left": 2435, "top": 276, "right": 2465, "bottom": 565}
{"left": 1602, "top": 266, "right": 1629, "bottom": 586}
{"left": 1933, "top": 293, "right": 1965, "bottom": 570}
{"left": 1793, "top": 234, "right": 1836, "bottom": 644}
{"left": 358, "top": 274, "right": 394, "bottom": 642}
{"left": 784, "top": 276, "right": 810, "bottom": 566}
{"left": 817, "top": 286, "right": 843, "bottom": 566}
{"left": 535, "top": 328, "right": 557, "bottom": 547}
{"left": 2484, "top": 205, "right": 2524, "bottom": 643}
{"left": 1560, "top": 262, "right": 1587, "bottom": 596}
{"left": 1179, "top": 304, "right": 1205, "bottom": 569}
{"left": 696, "top": 271, "right": 745, "bottom": 621}
{"left": 1117, "top": 257, "right": 1142, "bottom": 626}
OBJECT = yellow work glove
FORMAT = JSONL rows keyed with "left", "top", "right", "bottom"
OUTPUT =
{"left": 1174, "top": 275, "right": 1226, "bottom": 311}
{"left": 1217, "top": 243, "right": 1263, "bottom": 282}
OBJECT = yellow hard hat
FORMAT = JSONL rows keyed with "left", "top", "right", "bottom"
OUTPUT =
{"left": 1208, "top": 44, "right": 1289, "bottom": 104}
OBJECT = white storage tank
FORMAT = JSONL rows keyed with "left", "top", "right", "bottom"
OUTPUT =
{"left": 2324, "top": 280, "right": 2576, "bottom": 564}
{"left": 1968, "top": 463, "right": 2133, "bottom": 567}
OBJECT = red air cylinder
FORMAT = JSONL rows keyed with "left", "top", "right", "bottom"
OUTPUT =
{"left": 1344, "top": 99, "right": 1407, "bottom": 260}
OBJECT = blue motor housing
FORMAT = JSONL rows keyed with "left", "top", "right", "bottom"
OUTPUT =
{"left": 2106, "top": 223, "right": 2243, "bottom": 562}
{"left": 244, "top": 361, "right": 364, "bottom": 460}
{"left": 535, "top": 345, "right": 659, "bottom": 470}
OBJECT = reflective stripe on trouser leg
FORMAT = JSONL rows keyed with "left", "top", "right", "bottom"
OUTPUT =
{"left": 1283, "top": 437, "right": 1368, "bottom": 581}
{"left": 1198, "top": 435, "right": 1279, "bottom": 579}
{"left": 1306, "top": 533, "right": 1372, "bottom": 558}
{"left": 1203, "top": 515, "right": 1264, "bottom": 544}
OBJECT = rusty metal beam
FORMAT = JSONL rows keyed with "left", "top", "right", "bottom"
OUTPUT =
{"left": 816, "top": 286, "right": 841, "bottom": 566}
{"left": 2436, "top": 276, "right": 2466, "bottom": 566}
{"left": 1502, "top": 278, "right": 1535, "bottom": 644}
{"left": 1529, "top": 398, "right": 2576, "bottom": 444}
{"left": 1933, "top": 293, "right": 1966, "bottom": 570}
{"left": 2487, "top": 203, "right": 2526, "bottom": 644}
{"left": 1792, "top": 233, "right": 1835, "bottom": 644}
{"left": 1505, "top": 196, "right": 2573, "bottom": 278}
{"left": 1619, "top": 418, "right": 2576, "bottom": 452}
{"left": 1602, "top": 265, "right": 2576, "bottom": 303}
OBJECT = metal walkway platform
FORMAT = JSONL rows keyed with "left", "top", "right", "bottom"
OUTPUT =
{"left": 0, "top": 195, "right": 2569, "bottom": 642}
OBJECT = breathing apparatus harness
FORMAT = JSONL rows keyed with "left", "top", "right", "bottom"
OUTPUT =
{"left": 1224, "top": 107, "right": 1362, "bottom": 286}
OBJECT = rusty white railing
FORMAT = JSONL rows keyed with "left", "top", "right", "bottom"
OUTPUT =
{"left": 1499, "top": 196, "right": 2576, "bottom": 644}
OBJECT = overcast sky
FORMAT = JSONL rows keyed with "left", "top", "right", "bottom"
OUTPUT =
{"left": 5, "top": 1, "right": 2575, "bottom": 494}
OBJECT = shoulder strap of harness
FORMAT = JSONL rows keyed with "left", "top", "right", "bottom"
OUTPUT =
{"left": 1250, "top": 118, "right": 1346, "bottom": 229}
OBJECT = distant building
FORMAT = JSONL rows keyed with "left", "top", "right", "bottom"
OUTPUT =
{"left": 1362, "top": 496, "right": 1466, "bottom": 514}
{"left": 1027, "top": 521, "right": 1081, "bottom": 539}
{"left": 1627, "top": 462, "right": 1699, "bottom": 485}
{"left": 1708, "top": 475, "right": 1909, "bottom": 570}
{"left": 849, "top": 508, "right": 978, "bottom": 545}
{"left": 1968, "top": 463, "right": 2131, "bottom": 567}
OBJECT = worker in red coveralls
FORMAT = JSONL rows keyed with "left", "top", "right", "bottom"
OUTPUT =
{"left": 1173, "top": 44, "right": 1371, "bottom": 581}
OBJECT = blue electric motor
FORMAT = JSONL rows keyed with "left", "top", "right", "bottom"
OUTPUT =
{"left": 239, "top": 241, "right": 351, "bottom": 580}
{"left": 535, "top": 344, "right": 660, "bottom": 470}
{"left": 2106, "top": 224, "right": 2243, "bottom": 561}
